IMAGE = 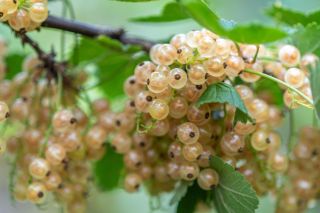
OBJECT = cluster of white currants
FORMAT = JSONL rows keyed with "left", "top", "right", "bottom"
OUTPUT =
{"left": 0, "top": 0, "right": 48, "bottom": 31}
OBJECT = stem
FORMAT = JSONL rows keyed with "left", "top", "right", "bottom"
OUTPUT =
{"left": 42, "top": 15, "right": 155, "bottom": 51}
{"left": 243, "top": 69, "right": 314, "bottom": 106}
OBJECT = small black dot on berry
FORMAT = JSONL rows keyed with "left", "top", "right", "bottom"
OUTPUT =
{"left": 37, "top": 192, "right": 44, "bottom": 198}
{"left": 189, "top": 132, "right": 195, "bottom": 138}
{"left": 177, "top": 49, "right": 182, "bottom": 54}
{"left": 195, "top": 85, "right": 203, "bottom": 90}
{"left": 174, "top": 74, "right": 181, "bottom": 80}
{"left": 187, "top": 173, "right": 194, "bottom": 179}
{"left": 146, "top": 96, "right": 153, "bottom": 102}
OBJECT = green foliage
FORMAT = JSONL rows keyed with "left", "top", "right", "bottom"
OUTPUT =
{"left": 131, "top": 2, "right": 189, "bottom": 22}
{"left": 94, "top": 144, "right": 124, "bottom": 191}
{"left": 170, "top": 181, "right": 190, "bottom": 206}
{"left": 310, "top": 63, "right": 320, "bottom": 120}
{"left": 289, "top": 23, "right": 320, "bottom": 55}
{"left": 69, "top": 36, "right": 148, "bottom": 99}
{"left": 177, "top": 0, "right": 287, "bottom": 44}
{"left": 266, "top": 4, "right": 320, "bottom": 26}
{"left": 254, "top": 78, "right": 284, "bottom": 107}
{"left": 197, "top": 82, "right": 253, "bottom": 124}
{"left": 176, "top": 183, "right": 207, "bottom": 213}
{"left": 210, "top": 156, "right": 259, "bottom": 213}
{"left": 5, "top": 53, "right": 25, "bottom": 79}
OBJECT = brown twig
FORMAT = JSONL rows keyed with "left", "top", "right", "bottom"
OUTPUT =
{"left": 42, "top": 15, "right": 155, "bottom": 51}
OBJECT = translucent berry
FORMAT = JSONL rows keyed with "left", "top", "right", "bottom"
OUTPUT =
{"left": 170, "top": 33, "right": 187, "bottom": 48}
{"left": 186, "top": 30, "right": 202, "bottom": 48}
{"left": 197, "top": 145, "right": 214, "bottom": 168}
{"left": 246, "top": 99, "right": 270, "bottom": 123}
{"left": 204, "top": 57, "right": 225, "bottom": 77}
{"left": 60, "top": 131, "right": 81, "bottom": 152}
{"left": 29, "top": 158, "right": 50, "bottom": 180}
{"left": 182, "top": 142, "right": 203, "bottom": 162}
{"left": 225, "top": 55, "right": 245, "bottom": 78}
{"left": 187, "top": 104, "right": 211, "bottom": 125}
{"left": 234, "top": 121, "right": 256, "bottom": 135}
{"left": 188, "top": 64, "right": 207, "bottom": 85}
{"left": 168, "top": 141, "right": 183, "bottom": 161}
{"left": 148, "top": 99, "right": 169, "bottom": 120}
{"left": 133, "top": 132, "right": 152, "bottom": 150}
{"left": 92, "top": 98, "right": 109, "bottom": 114}
{"left": 179, "top": 161, "right": 199, "bottom": 181}
{"left": 176, "top": 45, "right": 193, "bottom": 64}
{"left": 197, "top": 168, "right": 219, "bottom": 190}
{"left": 135, "top": 91, "right": 154, "bottom": 113}
{"left": 168, "top": 68, "right": 188, "bottom": 89}
{"left": 124, "top": 173, "right": 142, "bottom": 193}
{"left": 124, "top": 75, "right": 143, "bottom": 98}
{"left": 177, "top": 122, "right": 200, "bottom": 145}
{"left": 284, "top": 68, "right": 305, "bottom": 88}
{"left": 29, "top": 2, "right": 48, "bottom": 23}
{"left": 169, "top": 96, "right": 188, "bottom": 119}
{"left": 197, "top": 35, "right": 216, "bottom": 58}
{"left": 45, "top": 172, "right": 62, "bottom": 191}
{"left": 179, "top": 82, "right": 206, "bottom": 102}
{"left": 52, "top": 109, "right": 76, "bottom": 132}
{"left": 27, "top": 182, "right": 46, "bottom": 204}
{"left": 279, "top": 45, "right": 300, "bottom": 67}
{"left": 134, "top": 61, "right": 156, "bottom": 85}
{"left": 8, "top": 9, "right": 30, "bottom": 31}
{"left": 124, "top": 149, "right": 145, "bottom": 171}
{"left": 1, "top": 0, "right": 18, "bottom": 14}
{"left": 151, "top": 44, "right": 177, "bottom": 66}
{"left": 215, "top": 38, "right": 232, "bottom": 57}
{"left": 220, "top": 132, "right": 245, "bottom": 156}
{"left": 149, "top": 119, "right": 170, "bottom": 137}
{"left": 241, "top": 62, "right": 263, "bottom": 83}
{"left": 268, "top": 152, "right": 288, "bottom": 172}
{"left": 111, "top": 133, "right": 132, "bottom": 154}
{"left": 251, "top": 129, "right": 270, "bottom": 151}
{"left": 45, "top": 144, "right": 66, "bottom": 166}
{"left": 0, "top": 101, "right": 9, "bottom": 121}
{"left": 147, "top": 71, "right": 168, "bottom": 93}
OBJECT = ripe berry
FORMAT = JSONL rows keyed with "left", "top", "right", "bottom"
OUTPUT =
{"left": 135, "top": 91, "right": 154, "bottom": 113}
{"left": 204, "top": 57, "right": 225, "bottom": 77}
{"left": 268, "top": 152, "right": 288, "bottom": 172}
{"left": 284, "top": 68, "right": 305, "bottom": 88}
{"left": 188, "top": 64, "right": 207, "bottom": 85}
{"left": 225, "top": 55, "right": 245, "bottom": 78}
{"left": 149, "top": 119, "right": 170, "bottom": 137}
{"left": 170, "top": 33, "right": 187, "bottom": 48}
{"left": 27, "top": 182, "right": 47, "bottom": 204}
{"left": 147, "top": 71, "right": 168, "bottom": 93}
{"left": 124, "top": 173, "right": 142, "bottom": 193}
{"left": 111, "top": 133, "right": 132, "bottom": 154}
{"left": 197, "top": 35, "right": 216, "bottom": 58}
{"left": 220, "top": 132, "right": 245, "bottom": 156}
{"left": 197, "top": 168, "right": 219, "bottom": 190}
{"left": 251, "top": 129, "right": 270, "bottom": 151}
{"left": 29, "top": 158, "right": 50, "bottom": 180}
{"left": 168, "top": 68, "right": 188, "bottom": 89}
{"left": 0, "top": 101, "right": 9, "bottom": 121}
{"left": 29, "top": 2, "right": 48, "bottom": 23}
{"left": 151, "top": 44, "right": 177, "bottom": 66}
{"left": 279, "top": 45, "right": 300, "bottom": 67}
{"left": 52, "top": 109, "right": 76, "bottom": 132}
{"left": 177, "top": 122, "right": 200, "bottom": 145}
{"left": 92, "top": 98, "right": 109, "bottom": 115}
{"left": 169, "top": 96, "right": 188, "bottom": 119}
{"left": 124, "top": 149, "right": 145, "bottom": 171}
{"left": 45, "top": 144, "right": 66, "bottom": 166}
{"left": 187, "top": 104, "right": 211, "bottom": 125}
{"left": 134, "top": 61, "right": 156, "bottom": 85}
{"left": 241, "top": 62, "right": 263, "bottom": 83}
{"left": 179, "top": 161, "right": 199, "bottom": 181}
{"left": 124, "top": 76, "right": 143, "bottom": 98}
{"left": 45, "top": 171, "right": 62, "bottom": 191}
{"left": 215, "top": 38, "right": 232, "bottom": 57}
{"left": 197, "top": 145, "right": 215, "bottom": 168}
{"left": 168, "top": 141, "right": 183, "bottom": 161}
{"left": 246, "top": 98, "right": 270, "bottom": 123}
{"left": 148, "top": 99, "right": 169, "bottom": 120}
{"left": 176, "top": 45, "right": 193, "bottom": 64}
{"left": 186, "top": 30, "right": 202, "bottom": 48}
{"left": 182, "top": 142, "right": 203, "bottom": 162}
{"left": 8, "top": 9, "right": 31, "bottom": 31}
{"left": 60, "top": 131, "right": 81, "bottom": 152}
{"left": 1, "top": 0, "right": 18, "bottom": 14}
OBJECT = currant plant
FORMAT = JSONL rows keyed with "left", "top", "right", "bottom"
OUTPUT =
{"left": 1, "top": 0, "right": 320, "bottom": 213}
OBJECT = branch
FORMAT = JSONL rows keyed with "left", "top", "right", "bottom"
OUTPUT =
{"left": 42, "top": 15, "right": 155, "bottom": 51}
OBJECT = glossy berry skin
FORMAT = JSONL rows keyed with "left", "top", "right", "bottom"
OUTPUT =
{"left": 0, "top": 101, "right": 9, "bottom": 121}
{"left": 170, "top": 33, "right": 187, "bottom": 48}
{"left": 8, "top": 10, "right": 31, "bottom": 31}
{"left": 29, "top": 158, "right": 50, "bottom": 180}
{"left": 168, "top": 68, "right": 188, "bottom": 89}
{"left": 204, "top": 57, "right": 225, "bottom": 77}
{"left": 29, "top": 2, "right": 48, "bottom": 23}
{"left": 176, "top": 45, "right": 193, "bottom": 64}
{"left": 197, "top": 168, "right": 219, "bottom": 190}
{"left": 188, "top": 64, "right": 207, "bottom": 85}
{"left": 134, "top": 61, "right": 156, "bottom": 85}
{"left": 251, "top": 129, "right": 270, "bottom": 151}
{"left": 187, "top": 104, "right": 211, "bottom": 125}
{"left": 124, "top": 173, "right": 142, "bottom": 193}
{"left": 278, "top": 45, "right": 300, "bottom": 67}
{"left": 45, "top": 144, "right": 66, "bottom": 166}
{"left": 169, "top": 96, "right": 188, "bottom": 119}
{"left": 284, "top": 68, "right": 305, "bottom": 88}
{"left": 225, "top": 55, "right": 245, "bottom": 78}
{"left": 182, "top": 142, "right": 203, "bottom": 162}
{"left": 177, "top": 122, "right": 200, "bottom": 145}
{"left": 220, "top": 132, "right": 245, "bottom": 156}
{"left": 147, "top": 71, "right": 168, "bottom": 94}
{"left": 85, "top": 125, "right": 107, "bottom": 149}
{"left": 268, "top": 153, "right": 288, "bottom": 172}
{"left": 52, "top": 109, "right": 76, "bottom": 133}
{"left": 124, "top": 149, "right": 144, "bottom": 171}
{"left": 111, "top": 133, "right": 132, "bottom": 154}
{"left": 179, "top": 161, "right": 199, "bottom": 181}
{"left": 148, "top": 99, "right": 169, "bottom": 120}
{"left": 246, "top": 99, "right": 269, "bottom": 123}
{"left": 27, "top": 182, "right": 46, "bottom": 204}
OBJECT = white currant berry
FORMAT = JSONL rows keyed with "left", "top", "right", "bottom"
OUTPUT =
{"left": 29, "top": 2, "right": 48, "bottom": 23}
{"left": 284, "top": 68, "right": 305, "bottom": 88}
{"left": 168, "top": 68, "right": 187, "bottom": 89}
{"left": 279, "top": 45, "right": 300, "bottom": 67}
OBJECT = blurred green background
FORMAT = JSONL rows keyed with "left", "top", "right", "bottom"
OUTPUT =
{"left": 0, "top": 0, "right": 320, "bottom": 212}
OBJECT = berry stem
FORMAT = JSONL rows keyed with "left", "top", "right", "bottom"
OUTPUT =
{"left": 42, "top": 15, "right": 155, "bottom": 51}
{"left": 243, "top": 68, "right": 314, "bottom": 107}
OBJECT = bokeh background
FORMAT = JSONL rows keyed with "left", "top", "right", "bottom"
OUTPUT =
{"left": 0, "top": 0, "right": 320, "bottom": 212}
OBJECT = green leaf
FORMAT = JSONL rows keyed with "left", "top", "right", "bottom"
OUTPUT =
{"left": 266, "top": 4, "right": 320, "bottom": 26}
{"left": 69, "top": 37, "right": 148, "bottom": 99}
{"left": 254, "top": 78, "right": 284, "bottom": 107}
{"left": 289, "top": 23, "right": 320, "bottom": 55}
{"left": 176, "top": 183, "right": 207, "bottom": 213}
{"left": 210, "top": 156, "right": 259, "bottom": 213}
{"left": 5, "top": 53, "right": 25, "bottom": 79}
{"left": 94, "top": 144, "right": 124, "bottom": 191}
{"left": 310, "top": 63, "right": 320, "bottom": 120}
{"left": 178, "top": 0, "right": 287, "bottom": 44}
{"left": 170, "top": 181, "right": 190, "bottom": 206}
{"left": 131, "top": 2, "right": 189, "bottom": 22}
{"left": 197, "top": 83, "right": 252, "bottom": 124}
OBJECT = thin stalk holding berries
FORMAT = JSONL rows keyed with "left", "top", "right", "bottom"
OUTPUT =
{"left": 243, "top": 68, "right": 314, "bottom": 107}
